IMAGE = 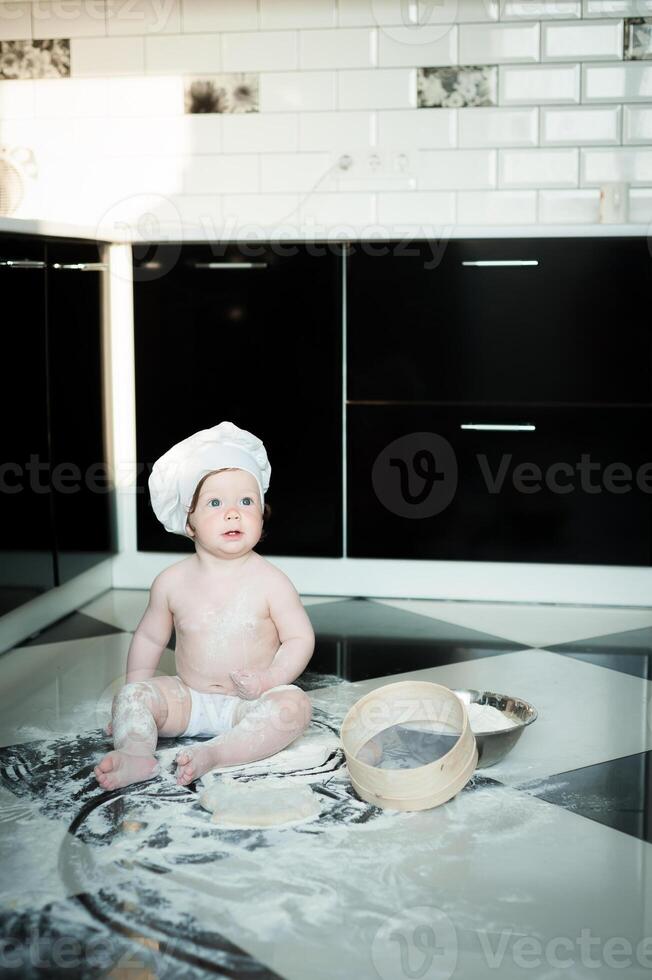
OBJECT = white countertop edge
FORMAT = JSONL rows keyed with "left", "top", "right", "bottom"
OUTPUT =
{"left": 0, "top": 216, "right": 117, "bottom": 242}
{"left": 1, "top": 214, "right": 651, "bottom": 242}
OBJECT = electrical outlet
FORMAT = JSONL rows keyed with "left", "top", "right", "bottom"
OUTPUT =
{"left": 335, "top": 149, "right": 414, "bottom": 180}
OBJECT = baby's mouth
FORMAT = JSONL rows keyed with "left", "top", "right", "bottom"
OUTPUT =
{"left": 223, "top": 530, "right": 242, "bottom": 537}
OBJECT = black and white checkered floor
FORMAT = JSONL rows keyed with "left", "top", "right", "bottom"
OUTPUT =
{"left": 1, "top": 591, "right": 651, "bottom": 979}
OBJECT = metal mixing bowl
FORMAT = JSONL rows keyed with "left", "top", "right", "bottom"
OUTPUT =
{"left": 454, "top": 689, "right": 538, "bottom": 769}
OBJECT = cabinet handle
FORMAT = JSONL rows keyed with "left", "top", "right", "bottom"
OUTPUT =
{"left": 0, "top": 259, "right": 46, "bottom": 269}
{"left": 462, "top": 260, "right": 539, "bottom": 267}
{"left": 190, "top": 262, "right": 268, "bottom": 270}
{"left": 460, "top": 423, "right": 536, "bottom": 432}
{"left": 51, "top": 262, "right": 107, "bottom": 271}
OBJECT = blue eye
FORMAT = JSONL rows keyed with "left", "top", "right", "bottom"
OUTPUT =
{"left": 208, "top": 498, "right": 221, "bottom": 507}
{"left": 241, "top": 497, "right": 253, "bottom": 506}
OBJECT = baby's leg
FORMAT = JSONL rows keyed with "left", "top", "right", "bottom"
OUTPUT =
{"left": 94, "top": 676, "right": 191, "bottom": 791}
{"left": 175, "top": 686, "right": 312, "bottom": 786}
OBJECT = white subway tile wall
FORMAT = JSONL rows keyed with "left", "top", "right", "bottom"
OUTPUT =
{"left": 629, "top": 188, "right": 652, "bottom": 221}
{"left": 582, "top": 62, "right": 652, "bottom": 102}
{"left": 338, "top": 68, "right": 416, "bottom": 109}
{"left": 0, "top": 78, "right": 36, "bottom": 118}
{"left": 70, "top": 35, "right": 145, "bottom": 76}
{"left": 0, "top": 0, "right": 649, "bottom": 229}
{"left": 581, "top": 146, "right": 652, "bottom": 183}
{"left": 459, "top": 22, "right": 540, "bottom": 63}
{"left": 541, "top": 20, "right": 623, "bottom": 61}
{"left": 261, "top": 152, "right": 333, "bottom": 192}
{"left": 33, "top": 1, "right": 107, "bottom": 40}
{"left": 105, "top": 0, "right": 181, "bottom": 37}
{"left": 33, "top": 77, "right": 111, "bottom": 118}
{"left": 300, "top": 28, "right": 376, "bottom": 69}
{"left": 623, "top": 106, "right": 652, "bottom": 144}
{"left": 540, "top": 105, "right": 621, "bottom": 144}
{"left": 0, "top": 2, "right": 32, "bottom": 41}
{"left": 538, "top": 188, "right": 601, "bottom": 222}
{"left": 299, "top": 109, "right": 376, "bottom": 149}
{"left": 378, "top": 108, "right": 456, "bottom": 147}
{"left": 377, "top": 190, "right": 456, "bottom": 224}
{"left": 144, "top": 35, "right": 222, "bottom": 74}
{"left": 259, "top": 70, "right": 337, "bottom": 111}
{"left": 583, "top": 0, "right": 652, "bottom": 15}
{"left": 418, "top": 148, "right": 497, "bottom": 189}
{"left": 260, "top": 0, "right": 336, "bottom": 31}
{"left": 223, "top": 112, "right": 298, "bottom": 153}
{"left": 499, "top": 63, "right": 581, "bottom": 103}
{"left": 181, "top": 0, "right": 258, "bottom": 34}
{"left": 501, "top": 1, "right": 581, "bottom": 18}
{"left": 377, "top": 26, "right": 458, "bottom": 67}
{"left": 499, "top": 147, "right": 579, "bottom": 187}
{"left": 182, "top": 154, "right": 259, "bottom": 194}
{"left": 456, "top": 189, "right": 537, "bottom": 222}
{"left": 458, "top": 106, "right": 539, "bottom": 146}
{"left": 221, "top": 31, "right": 298, "bottom": 72}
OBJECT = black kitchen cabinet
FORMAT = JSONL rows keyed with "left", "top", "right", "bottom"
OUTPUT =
{"left": 133, "top": 242, "right": 343, "bottom": 556}
{"left": 347, "top": 238, "right": 652, "bottom": 406}
{"left": 0, "top": 237, "right": 55, "bottom": 615}
{"left": 46, "top": 241, "right": 114, "bottom": 583}
{"left": 348, "top": 404, "right": 652, "bottom": 565}
{"left": 0, "top": 234, "right": 114, "bottom": 617}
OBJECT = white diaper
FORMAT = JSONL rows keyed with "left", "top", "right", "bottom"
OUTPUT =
{"left": 181, "top": 687, "right": 242, "bottom": 738}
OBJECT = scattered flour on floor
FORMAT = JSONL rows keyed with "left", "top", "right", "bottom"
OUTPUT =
{"left": 0, "top": 788, "right": 92, "bottom": 911}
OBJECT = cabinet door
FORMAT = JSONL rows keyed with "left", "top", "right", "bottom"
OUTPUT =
{"left": 134, "top": 242, "right": 343, "bottom": 556}
{"left": 0, "top": 237, "right": 55, "bottom": 614}
{"left": 46, "top": 241, "right": 114, "bottom": 583}
{"left": 347, "top": 237, "right": 652, "bottom": 405}
{"left": 347, "top": 404, "right": 652, "bottom": 565}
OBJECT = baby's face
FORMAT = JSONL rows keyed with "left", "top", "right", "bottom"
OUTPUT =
{"left": 186, "top": 469, "right": 263, "bottom": 559}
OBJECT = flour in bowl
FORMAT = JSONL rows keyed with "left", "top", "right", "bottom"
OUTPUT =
{"left": 466, "top": 702, "right": 518, "bottom": 734}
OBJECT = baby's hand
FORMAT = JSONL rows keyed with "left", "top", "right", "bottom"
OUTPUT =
{"left": 230, "top": 669, "right": 265, "bottom": 700}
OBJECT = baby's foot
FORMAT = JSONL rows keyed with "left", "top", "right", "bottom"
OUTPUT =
{"left": 175, "top": 743, "right": 221, "bottom": 786}
{"left": 94, "top": 750, "right": 159, "bottom": 791}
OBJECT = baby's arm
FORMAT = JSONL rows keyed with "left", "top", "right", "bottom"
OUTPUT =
{"left": 125, "top": 572, "right": 173, "bottom": 684}
{"left": 230, "top": 574, "right": 314, "bottom": 699}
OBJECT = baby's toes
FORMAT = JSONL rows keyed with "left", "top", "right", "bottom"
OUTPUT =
{"left": 175, "top": 760, "right": 196, "bottom": 785}
{"left": 94, "top": 753, "right": 117, "bottom": 783}
{"left": 177, "top": 767, "right": 195, "bottom": 786}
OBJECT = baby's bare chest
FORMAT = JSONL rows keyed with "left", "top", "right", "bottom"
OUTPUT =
{"left": 171, "top": 583, "right": 275, "bottom": 647}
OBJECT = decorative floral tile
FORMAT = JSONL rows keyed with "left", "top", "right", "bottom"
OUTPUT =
{"left": 624, "top": 18, "right": 652, "bottom": 60}
{"left": 0, "top": 39, "right": 70, "bottom": 80}
{"left": 417, "top": 65, "right": 497, "bottom": 108}
{"left": 184, "top": 73, "right": 259, "bottom": 114}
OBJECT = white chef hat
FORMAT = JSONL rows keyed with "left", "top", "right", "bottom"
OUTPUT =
{"left": 148, "top": 421, "right": 271, "bottom": 537}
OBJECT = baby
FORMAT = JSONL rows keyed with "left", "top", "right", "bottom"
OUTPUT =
{"left": 94, "top": 421, "right": 314, "bottom": 791}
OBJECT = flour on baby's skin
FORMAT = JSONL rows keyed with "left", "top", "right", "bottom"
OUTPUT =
{"left": 198, "top": 591, "right": 259, "bottom": 658}
{"left": 178, "top": 590, "right": 258, "bottom": 647}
